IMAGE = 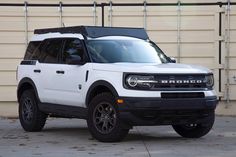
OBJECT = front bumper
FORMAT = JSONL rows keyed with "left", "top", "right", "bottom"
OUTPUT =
{"left": 118, "top": 96, "right": 218, "bottom": 126}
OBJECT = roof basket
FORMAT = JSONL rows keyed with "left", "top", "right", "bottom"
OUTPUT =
{"left": 34, "top": 26, "right": 149, "bottom": 40}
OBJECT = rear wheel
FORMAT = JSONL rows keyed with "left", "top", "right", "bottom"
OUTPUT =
{"left": 19, "top": 89, "right": 47, "bottom": 132}
{"left": 87, "top": 92, "right": 129, "bottom": 142}
{"left": 172, "top": 111, "right": 215, "bottom": 138}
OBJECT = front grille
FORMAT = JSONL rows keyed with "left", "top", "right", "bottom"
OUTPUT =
{"left": 153, "top": 74, "right": 206, "bottom": 89}
{"left": 161, "top": 92, "right": 205, "bottom": 99}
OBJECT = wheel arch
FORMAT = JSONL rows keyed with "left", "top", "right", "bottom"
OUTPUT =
{"left": 85, "top": 80, "right": 119, "bottom": 107}
{"left": 17, "top": 77, "right": 39, "bottom": 103}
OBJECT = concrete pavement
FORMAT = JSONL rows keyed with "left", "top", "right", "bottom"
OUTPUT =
{"left": 0, "top": 116, "right": 236, "bottom": 157}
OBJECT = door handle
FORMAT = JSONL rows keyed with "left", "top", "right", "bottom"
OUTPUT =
{"left": 56, "top": 70, "right": 65, "bottom": 74}
{"left": 34, "top": 69, "right": 41, "bottom": 73}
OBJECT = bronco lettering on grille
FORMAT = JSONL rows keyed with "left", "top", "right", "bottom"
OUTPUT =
{"left": 159, "top": 80, "right": 203, "bottom": 84}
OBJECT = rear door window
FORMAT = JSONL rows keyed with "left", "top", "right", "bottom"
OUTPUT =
{"left": 39, "top": 39, "right": 63, "bottom": 63}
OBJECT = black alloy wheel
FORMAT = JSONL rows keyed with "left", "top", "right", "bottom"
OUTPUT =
{"left": 19, "top": 89, "right": 47, "bottom": 132}
{"left": 87, "top": 92, "right": 129, "bottom": 142}
{"left": 93, "top": 102, "right": 117, "bottom": 134}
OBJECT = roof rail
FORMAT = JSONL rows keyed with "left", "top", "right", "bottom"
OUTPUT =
{"left": 34, "top": 26, "right": 149, "bottom": 40}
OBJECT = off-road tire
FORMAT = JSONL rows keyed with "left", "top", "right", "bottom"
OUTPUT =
{"left": 19, "top": 89, "right": 47, "bottom": 132}
{"left": 87, "top": 92, "right": 129, "bottom": 142}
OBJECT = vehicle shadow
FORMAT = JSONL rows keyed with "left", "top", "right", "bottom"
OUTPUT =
{"left": 43, "top": 126, "right": 90, "bottom": 137}
{"left": 125, "top": 132, "right": 184, "bottom": 142}
{"left": 41, "top": 126, "right": 186, "bottom": 143}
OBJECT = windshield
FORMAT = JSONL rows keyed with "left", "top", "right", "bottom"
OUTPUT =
{"left": 86, "top": 39, "right": 169, "bottom": 63}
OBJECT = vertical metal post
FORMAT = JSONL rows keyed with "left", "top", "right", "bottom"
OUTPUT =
{"left": 143, "top": 0, "right": 147, "bottom": 29}
{"left": 93, "top": 1, "right": 97, "bottom": 26}
{"left": 101, "top": 3, "right": 105, "bottom": 27}
{"left": 226, "top": 0, "right": 231, "bottom": 104}
{"left": 108, "top": 1, "right": 113, "bottom": 27}
{"left": 24, "top": 1, "right": 28, "bottom": 48}
{"left": 177, "top": 0, "right": 181, "bottom": 63}
{"left": 218, "top": 4, "right": 223, "bottom": 101}
{"left": 59, "top": 1, "right": 63, "bottom": 27}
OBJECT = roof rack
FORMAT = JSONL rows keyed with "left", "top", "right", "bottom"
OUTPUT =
{"left": 34, "top": 26, "right": 149, "bottom": 40}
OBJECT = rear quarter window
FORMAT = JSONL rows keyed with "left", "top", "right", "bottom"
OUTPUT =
{"left": 24, "top": 41, "right": 41, "bottom": 60}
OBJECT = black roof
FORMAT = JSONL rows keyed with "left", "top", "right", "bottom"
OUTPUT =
{"left": 34, "top": 26, "right": 149, "bottom": 40}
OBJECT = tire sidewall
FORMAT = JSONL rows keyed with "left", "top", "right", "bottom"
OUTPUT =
{"left": 19, "top": 90, "right": 39, "bottom": 131}
{"left": 87, "top": 93, "right": 128, "bottom": 142}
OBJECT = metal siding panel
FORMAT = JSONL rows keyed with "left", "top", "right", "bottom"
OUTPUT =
{"left": 0, "top": 72, "right": 17, "bottom": 86}
{"left": 28, "top": 17, "right": 61, "bottom": 31}
{"left": 27, "top": 7, "right": 59, "bottom": 17}
{"left": 230, "top": 30, "right": 236, "bottom": 42}
{"left": 111, "top": 16, "right": 143, "bottom": 27}
{"left": 62, "top": 17, "right": 94, "bottom": 27}
{"left": 229, "top": 85, "right": 236, "bottom": 100}
{"left": 230, "top": 43, "right": 236, "bottom": 57}
{"left": 229, "top": 9, "right": 236, "bottom": 100}
{"left": 229, "top": 58, "right": 236, "bottom": 70}
{"left": 148, "top": 30, "right": 177, "bottom": 43}
{"left": 0, "top": 17, "right": 25, "bottom": 31}
{"left": 181, "top": 30, "right": 215, "bottom": 43}
{"left": 0, "top": 32, "right": 25, "bottom": 44}
{"left": 147, "top": 16, "right": 177, "bottom": 31}
{"left": 180, "top": 58, "right": 215, "bottom": 69}
{"left": 229, "top": 70, "right": 236, "bottom": 84}
{"left": 0, "top": 7, "right": 24, "bottom": 17}
{"left": 0, "top": 86, "right": 17, "bottom": 101}
{"left": 0, "top": 59, "right": 21, "bottom": 71}
{"left": 181, "top": 43, "right": 214, "bottom": 57}
{"left": 63, "top": 7, "right": 95, "bottom": 16}
{"left": 0, "top": 44, "right": 25, "bottom": 58}
{"left": 63, "top": 7, "right": 101, "bottom": 26}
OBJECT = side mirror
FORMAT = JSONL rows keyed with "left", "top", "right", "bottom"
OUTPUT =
{"left": 67, "top": 56, "right": 83, "bottom": 65}
{"left": 168, "top": 57, "right": 176, "bottom": 63}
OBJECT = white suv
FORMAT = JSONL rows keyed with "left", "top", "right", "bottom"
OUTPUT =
{"left": 17, "top": 26, "right": 218, "bottom": 142}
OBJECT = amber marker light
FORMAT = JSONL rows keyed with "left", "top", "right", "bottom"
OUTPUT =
{"left": 117, "top": 99, "right": 124, "bottom": 104}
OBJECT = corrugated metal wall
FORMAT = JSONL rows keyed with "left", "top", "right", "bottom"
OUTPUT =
{"left": 227, "top": 4, "right": 236, "bottom": 100}
{"left": 0, "top": 0, "right": 235, "bottom": 115}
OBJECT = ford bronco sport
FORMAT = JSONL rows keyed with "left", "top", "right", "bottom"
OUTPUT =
{"left": 17, "top": 26, "right": 218, "bottom": 142}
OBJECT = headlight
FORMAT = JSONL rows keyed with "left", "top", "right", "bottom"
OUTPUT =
{"left": 126, "top": 75, "right": 138, "bottom": 87}
{"left": 205, "top": 74, "right": 214, "bottom": 88}
{"left": 125, "top": 75, "right": 157, "bottom": 89}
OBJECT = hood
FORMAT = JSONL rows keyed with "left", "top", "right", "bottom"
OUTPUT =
{"left": 92, "top": 63, "right": 212, "bottom": 74}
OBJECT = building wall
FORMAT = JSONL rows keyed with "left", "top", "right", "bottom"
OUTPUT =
{"left": 0, "top": 0, "right": 235, "bottom": 117}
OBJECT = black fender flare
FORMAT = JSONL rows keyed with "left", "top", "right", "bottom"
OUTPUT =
{"left": 17, "top": 77, "right": 40, "bottom": 102}
{"left": 85, "top": 80, "right": 119, "bottom": 106}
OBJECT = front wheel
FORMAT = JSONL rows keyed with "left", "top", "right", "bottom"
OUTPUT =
{"left": 87, "top": 92, "right": 129, "bottom": 142}
{"left": 172, "top": 111, "right": 215, "bottom": 138}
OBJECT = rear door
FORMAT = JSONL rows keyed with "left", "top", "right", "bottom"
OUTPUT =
{"left": 36, "top": 38, "right": 64, "bottom": 103}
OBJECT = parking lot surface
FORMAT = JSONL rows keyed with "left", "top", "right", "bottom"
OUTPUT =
{"left": 0, "top": 116, "right": 236, "bottom": 157}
